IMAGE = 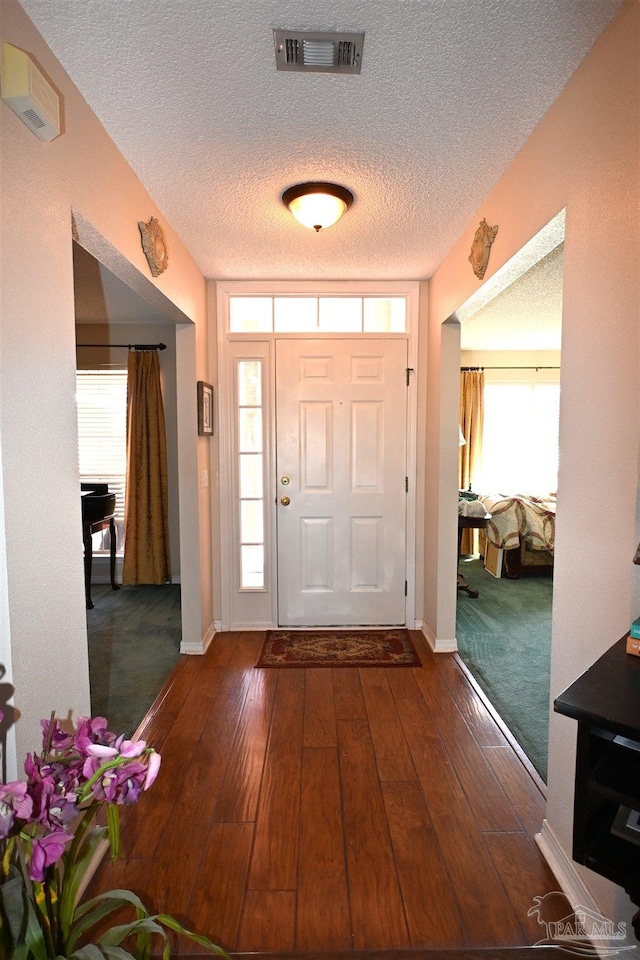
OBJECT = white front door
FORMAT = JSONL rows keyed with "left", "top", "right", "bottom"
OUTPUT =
{"left": 275, "top": 339, "right": 408, "bottom": 626}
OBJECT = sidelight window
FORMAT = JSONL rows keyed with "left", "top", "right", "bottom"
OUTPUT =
{"left": 237, "top": 360, "right": 265, "bottom": 589}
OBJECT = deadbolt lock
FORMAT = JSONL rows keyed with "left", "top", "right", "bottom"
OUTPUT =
{"left": 280, "top": 496, "right": 291, "bottom": 506}
{"left": 280, "top": 475, "right": 290, "bottom": 485}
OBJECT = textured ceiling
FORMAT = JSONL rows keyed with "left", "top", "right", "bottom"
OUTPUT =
{"left": 461, "top": 242, "right": 564, "bottom": 351}
{"left": 19, "top": 0, "right": 621, "bottom": 284}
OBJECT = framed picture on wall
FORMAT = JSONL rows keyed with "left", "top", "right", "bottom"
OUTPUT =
{"left": 197, "top": 381, "right": 214, "bottom": 436}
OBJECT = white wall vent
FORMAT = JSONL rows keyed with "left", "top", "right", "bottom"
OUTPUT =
{"left": 273, "top": 30, "right": 364, "bottom": 74}
{"left": 1, "top": 42, "right": 61, "bottom": 142}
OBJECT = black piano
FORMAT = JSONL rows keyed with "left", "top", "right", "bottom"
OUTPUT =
{"left": 81, "top": 483, "right": 120, "bottom": 609}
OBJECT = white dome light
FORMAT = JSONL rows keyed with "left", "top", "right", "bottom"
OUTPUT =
{"left": 282, "top": 182, "right": 354, "bottom": 232}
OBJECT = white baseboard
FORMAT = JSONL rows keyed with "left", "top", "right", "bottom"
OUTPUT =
{"left": 201, "top": 621, "right": 216, "bottom": 653}
{"left": 421, "top": 623, "right": 458, "bottom": 653}
{"left": 536, "top": 819, "right": 599, "bottom": 912}
{"left": 229, "top": 621, "right": 274, "bottom": 630}
{"left": 180, "top": 620, "right": 216, "bottom": 655}
{"left": 535, "top": 820, "right": 635, "bottom": 957}
{"left": 421, "top": 623, "right": 436, "bottom": 649}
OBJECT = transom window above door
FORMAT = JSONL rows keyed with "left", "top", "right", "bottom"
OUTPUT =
{"left": 229, "top": 296, "right": 406, "bottom": 334}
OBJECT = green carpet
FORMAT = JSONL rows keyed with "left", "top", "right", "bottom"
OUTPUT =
{"left": 456, "top": 559, "right": 552, "bottom": 781}
{"left": 87, "top": 584, "right": 182, "bottom": 738}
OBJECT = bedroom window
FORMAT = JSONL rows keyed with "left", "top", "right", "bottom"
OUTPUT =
{"left": 76, "top": 370, "right": 127, "bottom": 555}
{"left": 478, "top": 382, "right": 560, "bottom": 495}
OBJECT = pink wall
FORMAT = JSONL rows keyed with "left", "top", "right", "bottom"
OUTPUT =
{"left": 0, "top": 0, "right": 213, "bottom": 766}
{"left": 426, "top": 0, "right": 639, "bottom": 921}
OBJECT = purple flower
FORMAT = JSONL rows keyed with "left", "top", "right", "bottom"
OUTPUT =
{"left": 43, "top": 785, "right": 78, "bottom": 829}
{"left": 88, "top": 760, "right": 149, "bottom": 805}
{"left": 4, "top": 713, "right": 163, "bottom": 891}
{"left": 74, "top": 716, "right": 115, "bottom": 757}
{"left": 24, "top": 752, "right": 42, "bottom": 781}
{"left": 0, "top": 711, "right": 166, "bottom": 914}
{"left": 28, "top": 830, "right": 73, "bottom": 881}
{"left": 25, "top": 755, "right": 78, "bottom": 829}
{"left": 81, "top": 754, "right": 101, "bottom": 784}
{"left": 81, "top": 742, "right": 161, "bottom": 805}
{"left": 85, "top": 736, "right": 146, "bottom": 762}
{"left": 85, "top": 744, "right": 119, "bottom": 760}
{"left": 115, "top": 737, "right": 147, "bottom": 759}
{"left": 29, "top": 774, "right": 55, "bottom": 823}
{"left": 41, "top": 717, "right": 74, "bottom": 752}
{"left": 55, "top": 762, "right": 82, "bottom": 796}
{"left": 0, "top": 781, "right": 33, "bottom": 838}
{"left": 111, "top": 766, "right": 145, "bottom": 805}
{"left": 144, "top": 751, "right": 161, "bottom": 791}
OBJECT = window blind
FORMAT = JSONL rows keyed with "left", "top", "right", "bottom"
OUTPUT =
{"left": 76, "top": 370, "right": 127, "bottom": 532}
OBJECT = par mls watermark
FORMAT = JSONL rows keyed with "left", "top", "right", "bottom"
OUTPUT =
{"left": 529, "top": 893, "right": 637, "bottom": 957}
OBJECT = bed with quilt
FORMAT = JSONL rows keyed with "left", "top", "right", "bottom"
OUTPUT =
{"left": 477, "top": 493, "right": 556, "bottom": 578}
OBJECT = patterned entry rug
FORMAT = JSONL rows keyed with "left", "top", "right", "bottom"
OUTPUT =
{"left": 256, "top": 629, "right": 421, "bottom": 668}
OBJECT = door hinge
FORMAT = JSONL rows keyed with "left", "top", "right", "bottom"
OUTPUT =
{"left": 405, "top": 580, "right": 408, "bottom": 596}
{"left": 406, "top": 367, "right": 414, "bottom": 386}
{"left": 405, "top": 476, "right": 408, "bottom": 493}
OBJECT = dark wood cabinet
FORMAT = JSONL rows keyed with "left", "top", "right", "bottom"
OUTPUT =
{"left": 555, "top": 637, "right": 640, "bottom": 939}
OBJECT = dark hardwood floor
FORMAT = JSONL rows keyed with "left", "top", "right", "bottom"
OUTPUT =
{"left": 88, "top": 630, "right": 568, "bottom": 956}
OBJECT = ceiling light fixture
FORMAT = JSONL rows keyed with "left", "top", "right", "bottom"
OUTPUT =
{"left": 282, "top": 181, "right": 354, "bottom": 232}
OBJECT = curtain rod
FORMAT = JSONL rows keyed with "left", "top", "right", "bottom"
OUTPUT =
{"left": 76, "top": 342, "right": 167, "bottom": 351}
{"left": 460, "top": 365, "right": 559, "bottom": 371}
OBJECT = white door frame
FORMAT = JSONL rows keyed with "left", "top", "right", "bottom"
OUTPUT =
{"left": 215, "top": 280, "right": 421, "bottom": 631}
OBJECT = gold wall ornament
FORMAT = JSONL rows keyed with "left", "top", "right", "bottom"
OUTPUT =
{"left": 138, "top": 217, "right": 169, "bottom": 277}
{"left": 468, "top": 219, "right": 498, "bottom": 280}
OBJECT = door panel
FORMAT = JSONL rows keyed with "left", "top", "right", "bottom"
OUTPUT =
{"left": 276, "top": 339, "right": 407, "bottom": 626}
{"left": 300, "top": 402, "right": 332, "bottom": 490}
{"left": 351, "top": 401, "right": 383, "bottom": 489}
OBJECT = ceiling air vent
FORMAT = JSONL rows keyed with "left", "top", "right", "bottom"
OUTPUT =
{"left": 273, "top": 30, "right": 364, "bottom": 74}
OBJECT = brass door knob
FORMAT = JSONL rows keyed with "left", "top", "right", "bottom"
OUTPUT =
{"left": 280, "top": 495, "right": 291, "bottom": 506}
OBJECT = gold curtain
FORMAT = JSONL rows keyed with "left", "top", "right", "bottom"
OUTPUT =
{"left": 122, "top": 350, "right": 171, "bottom": 585}
{"left": 459, "top": 369, "right": 485, "bottom": 554}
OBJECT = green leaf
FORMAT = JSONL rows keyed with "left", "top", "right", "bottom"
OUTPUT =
{"left": 68, "top": 894, "right": 146, "bottom": 953}
{"left": 98, "top": 946, "right": 138, "bottom": 960}
{"left": 107, "top": 804, "right": 120, "bottom": 861}
{"left": 66, "top": 890, "right": 230, "bottom": 959}
{"left": 0, "top": 869, "right": 27, "bottom": 944}
{"left": 134, "top": 912, "right": 151, "bottom": 960}
{"left": 97, "top": 917, "right": 166, "bottom": 946}
{"left": 135, "top": 928, "right": 150, "bottom": 960}
{"left": 69, "top": 944, "right": 109, "bottom": 960}
{"left": 23, "top": 893, "right": 49, "bottom": 960}
{"left": 154, "top": 914, "right": 231, "bottom": 957}
{"left": 1, "top": 836, "right": 15, "bottom": 879}
{"left": 73, "top": 888, "right": 150, "bottom": 921}
{"left": 59, "top": 820, "right": 109, "bottom": 940}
